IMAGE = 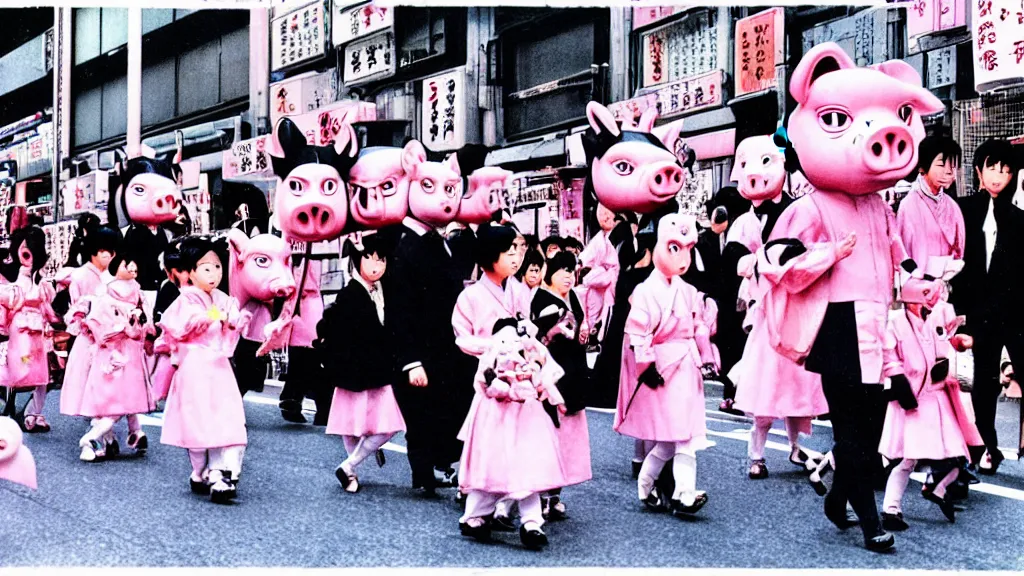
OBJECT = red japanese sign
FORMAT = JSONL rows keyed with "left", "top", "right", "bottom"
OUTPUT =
{"left": 972, "top": 0, "right": 1024, "bottom": 92}
{"left": 734, "top": 8, "right": 785, "bottom": 97}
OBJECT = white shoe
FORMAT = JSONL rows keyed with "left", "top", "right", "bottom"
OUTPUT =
{"left": 79, "top": 440, "right": 104, "bottom": 462}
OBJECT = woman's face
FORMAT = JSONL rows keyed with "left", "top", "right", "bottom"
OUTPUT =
{"left": 17, "top": 242, "right": 32, "bottom": 269}
{"left": 923, "top": 154, "right": 957, "bottom": 191}
{"left": 978, "top": 161, "right": 1013, "bottom": 197}
{"left": 596, "top": 203, "right": 617, "bottom": 232}
{"left": 116, "top": 260, "right": 139, "bottom": 281}
{"left": 491, "top": 245, "right": 521, "bottom": 281}
{"left": 92, "top": 249, "right": 114, "bottom": 271}
{"left": 359, "top": 252, "right": 386, "bottom": 283}
{"left": 550, "top": 267, "right": 575, "bottom": 296}
{"left": 523, "top": 264, "right": 542, "bottom": 288}
{"left": 189, "top": 251, "right": 223, "bottom": 293}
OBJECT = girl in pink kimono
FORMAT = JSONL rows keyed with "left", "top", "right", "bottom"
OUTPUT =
{"left": 577, "top": 203, "right": 619, "bottom": 344}
{"left": 895, "top": 136, "right": 965, "bottom": 268}
{"left": 159, "top": 238, "right": 251, "bottom": 504}
{"left": 614, "top": 214, "right": 717, "bottom": 517}
{"left": 59, "top": 225, "right": 121, "bottom": 419}
{"left": 76, "top": 254, "right": 155, "bottom": 462}
{"left": 878, "top": 265, "right": 981, "bottom": 530}
{"left": 458, "top": 317, "right": 566, "bottom": 550}
{"left": 1, "top": 226, "right": 60, "bottom": 433}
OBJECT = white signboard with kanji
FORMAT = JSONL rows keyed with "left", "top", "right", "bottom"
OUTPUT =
{"left": 333, "top": 1, "right": 393, "bottom": 46}
{"left": 271, "top": 1, "right": 328, "bottom": 72}
{"left": 343, "top": 30, "right": 396, "bottom": 85}
{"left": 421, "top": 68, "right": 467, "bottom": 152}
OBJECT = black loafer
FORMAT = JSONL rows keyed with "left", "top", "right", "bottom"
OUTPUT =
{"left": 881, "top": 511, "right": 909, "bottom": 532}
{"left": 519, "top": 526, "right": 548, "bottom": 550}
{"left": 190, "top": 478, "right": 211, "bottom": 495}
{"left": 865, "top": 532, "right": 895, "bottom": 552}
{"left": 922, "top": 486, "right": 956, "bottom": 522}
{"left": 671, "top": 493, "right": 708, "bottom": 516}
{"left": 460, "top": 520, "right": 491, "bottom": 541}
{"left": 375, "top": 449, "right": 386, "bottom": 468}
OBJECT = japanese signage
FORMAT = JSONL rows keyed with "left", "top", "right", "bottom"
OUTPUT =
{"left": 61, "top": 172, "right": 96, "bottom": 217}
{"left": 641, "top": 9, "right": 718, "bottom": 88}
{"left": 510, "top": 184, "right": 555, "bottom": 214}
{"left": 224, "top": 135, "right": 273, "bottom": 180}
{"left": 610, "top": 70, "right": 724, "bottom": 125}
{"left": 734, "top": 8, "right": 785, "bottom": 96}
{"left": 290, "top": 100, "right": 377, "bottom": 147}
{"left": 0, "top": 177, "right": 12, "bottom": 245}
{"left": 182, "top": 171, "right": 211, "bottom": 236}
{"left": 632, "top": 5, "right": 688, "bottom": 30}
{"left": 0, "top": 123, "right": 54, "bottom": 180}
{"left": 927, "top": 45, "right": 958, "bottom": 87}
{"left": 41, "top": 220, "right": 76, "bottom": 280}
{"left": 333, "top": 1, "right": 393, "bottom": 46}
{"left": 343, "top": 30, "right": 396, "bottom": 84}
{"left": 972, "top": 0, "right": 1024, "bottom": 92}
{"left": 421, "top": 68, "right": 466, "bottom": 152}
{"left": 906, "top": 0, "right": 967, "bottom": 39}
{"left": 560, "top": 178, "right": 584, "bottom": 222}
{"left": 270, "top": 70, "right": 338, "bottom": 129}
{"left": 270, "top": 1, "right": 328, "bottom": 72}
{"left": 677, "top": 168, "right": 714, "bottom": 219}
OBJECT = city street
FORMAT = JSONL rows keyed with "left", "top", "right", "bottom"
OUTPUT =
{"left": 1, "top": 381, "right": 1022, "bottom": 569}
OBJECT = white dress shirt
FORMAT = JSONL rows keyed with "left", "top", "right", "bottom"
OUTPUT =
{"left": 983, "top": 196, "right": 997, "bottom": 272}
{"left": 352, "top": 273, "right": 384, "bottom": 325}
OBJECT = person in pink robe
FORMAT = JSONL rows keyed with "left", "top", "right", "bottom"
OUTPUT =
{"left": 1, "top": 226, "right": 60, "bottom": 433}
{"left": 59, "top": 225, "right": 121, "bottom": 419}
{"left": 878, "top": 265, "right": 980, "bottom": 530}
{"left": 75, "top": 255, "right": 155, "bottom": 462}
{"left": 577, "top": 203, "right": 619, "bottom": 344}
{"left": 896, "top": 136, "right": 965, "bottom": 268}
{"left": 158, "top": 238, "right": 251, "bottom": 504}
{"left": 614, "top": 214, "right": 717, "bottom": 517}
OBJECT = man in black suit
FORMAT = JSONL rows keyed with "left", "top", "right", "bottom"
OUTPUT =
{"left": 386, "top": 217, "right": 474, "bottom": 494}
{"left": 951, "top": 138, "right": 1024, "bottom": 476}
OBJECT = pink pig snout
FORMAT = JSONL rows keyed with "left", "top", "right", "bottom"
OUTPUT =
{"left": 152, "top": 192, "right": 181, "bottom": 216}
{"left": 269, "top": 278, "right": 296, "bottom": 299}
{"left": 647, "top": 162, "right": 685, "bottom": 198}
{"left": 863, "top": 125, "right": 914, "bottom": 174}
{"left": 294, "top": 202, "right": 336, "bottom": 236}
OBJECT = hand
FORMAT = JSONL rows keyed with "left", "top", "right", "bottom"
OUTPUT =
{"left": 557, "top": 404, "right": 568, "bottom": 415}
{"left": 185, "top": 316, "right": 213, "bottom": 336}
{"left": 578, "top": 324, "right": 590, "bottom": 345}
{"left": 890, "top": 374, "right": 918, "bottom": 411}
{"left": 834, "top": 232, "right": 857, "bottom": 261}
{"left": 638, "top": 364, "right": 664, "bottom": 389}
{"left": 951, "top": 334, "right": 973, "bottom": 352}
{"left": 408, "top": 366, "right": 429, "bottom": 387}
{"left": 930, "top": 358, "right": 950, "bottom": 383}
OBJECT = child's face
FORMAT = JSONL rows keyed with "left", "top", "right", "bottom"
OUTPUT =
{"left": 92, "top": 249, "right": 114, "bottom": 271}
{"left": 189, "top": 251, "right": 223, "bottom": 293}
{"left": 923, "top": 154, "right": 956, "bottom": 190}
{"left": 359, "top": 252, "right": 386, "bottom": 283}
{"left": 492, "top": 245, "right": 522, "bottom": 280}
{"left": 978, "top": 160, "right": 1013, "bottom": 197}
{"left": 523, "top": 264, "right": 542, "bottom": 288}
{"left": 550, "top": 267, "right": 575, "bottom": 295}
{"left": 169, "top": 268, "right": 190, "bottom": 287}
{"left": 116, "top": 260, "right": 138, "bottom": 281}
{"left": 17, "top": 242, "right": 32, "bottom": 269}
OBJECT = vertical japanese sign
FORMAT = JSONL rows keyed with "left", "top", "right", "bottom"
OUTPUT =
{"left": 271, "top": 1, "right": 327, "bottom": 72}
{"left": 907, "top": 0, "right": 967, "bottom": 38}
{"left": 343, "top": 30, "right": 396, "bottom": 84}
{"left": 642, "top": 30, "right": 667, "bottom": 86}
{"left": 735, "top": 8, "right": 785, "bottom": 96}
{"left": 421, "top": 68, "right": 466, "bottom": 152}
{"left": 973, "top": 0, "right": 1024, "bottom": 92}
{"left": 927, "top": 45, "right": 957, "bottom": 87}
{"left": 333, "top": 1, "right": 393, "bottom": 46}
{"left": 641, "top": 10, "right": 719, "bottom": 88}
{"left": 62, "top": 172, "right": 96, "bottom": 216}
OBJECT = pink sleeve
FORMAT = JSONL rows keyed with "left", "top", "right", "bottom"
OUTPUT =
{"left": 763, "top": 201, "right": 837, "bottom": 294}
{"left": 452, "top": 289, "right": 488, "bottom": 357}
{"left": 881, "top": 323, "right": 904, "bottom": 380}
{"left": 158, "top": 292, "right": 205, "bottom": 342}
{"left": 624, "top": 285, "right": 657, "bottom": 369}
{"left": 953, "top": 201, "right": 966, "bottom": 260}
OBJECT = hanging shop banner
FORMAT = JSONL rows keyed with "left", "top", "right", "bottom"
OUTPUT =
{"left": 677, "top": 167, "right": 714, "bottom": 218}
{"left": 61, "top": 172, "right": 96, "bottom": 217}
{"left": 271, "top": 1, "right": 328, "bottom": 72}
{"left": 270, "top": 70, "right": 339, "bottom": 129}
{"left": 343, "top": 30, "right": 396, "bottom": 85}
{"left": 927, "top": 45, "right": 957, "bottom": 88}
{"left": 509, "top": 183, "right": 556, "bottom": 214}
{"left": 734, "top": 7, "right": 785, "bottom": 97}
{"left": 972, "top": 0, "right": 1024, "bottom": 92}
{"left": 333, "top": 0, "right": 393, "bottom": 46}
{"left": 905, "top": 0, "right": 967, "bottom": 40}
{"left": 641, "top": 10, "right": 719, "bottom": 88}
{"left": 560, "top": 178, "right": 584, "bottom": 222}
{"left": 42, "top": 220, "right": 76, "bottom": 280}
{"left": 291, "top": 100, "right": 377, "bottom": 147}
{"left": 421, "top": 68, "right": 467, "bottom": 152}
{"left": 224, "top": 135, "right": 274, "bottom": 180}
{"left": 0, "top": 177, "right": 12, "bottom": 244}
{"left": 610, "top": 70, "right": 724, "bottom": 126}
{"left": 632, "top": 6, "right": 689, "bottom": 30}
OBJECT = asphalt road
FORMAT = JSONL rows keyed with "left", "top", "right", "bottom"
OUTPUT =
{"left": 0, "top": 381, "right": 1021, "bottom": 569}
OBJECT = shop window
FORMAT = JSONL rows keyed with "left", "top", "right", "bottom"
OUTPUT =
{"left": 142, "top": 9, "right": 174, "bottom": 35}
{"left": 636, "top": 9, "right": 718, "bottom": 90}
{"left": 73, "top": 8, "right": 101, "bottom": 65}
{"left": 100, "top": 8, "right": 128, "bottom": 55}
{"left": 397, "top": 7, "right": 448, "bottom": 68}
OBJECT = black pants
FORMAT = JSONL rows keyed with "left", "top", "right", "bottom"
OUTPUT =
{"left": 232, "top": 338, "right": 269, "bottom": 395}
{"left": 392, "top": 379, "right": 454, "bottom": 490}
{"left": 820, "top": 372, "right": 885, "bottom": 539}
{"left": 969, "top": 317, "right": 1024, "bottom": 461}
{"left": 279, "top": 346, "right": 332, "bottom": 421}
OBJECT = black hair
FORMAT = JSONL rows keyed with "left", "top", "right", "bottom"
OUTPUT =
{"left": 269, "top": 117, "right": 358, "bottom": 182}
{"left": 516, "top": 249, "right": 545, "bottom": 281}
{"left": 475, "top": 224, "right": 518, "bottom": 271}
{"left": 179, "top": 237, "right": 218, "bottom": 272}
{"left": 544, "top": 251, "right": 578, "bottom": 285}
{"left": 972, "top": 139, "right": 1016, "bottom": 193}
{"left": 491, "top": 317, "right": 520, "bottom": 336}
{"left": 540, "top": 236, "right": 563, "bottom": 254}
{"left": 343, "top": 232, "right": 392, "bottom": 276}
{"left": 522, "top": 234, "right": 540, "bottom": 253}
{"left": 163, "top": 238, "right": 184, "bottom": 272}
{"left": 561, "top": 236, "right": 583, "bottom": 252}
{"left": 4, "top": 226, "right": 48, "bottom": 283}
{"left": 918, "top": 135, "right": 962, "bottom": 174}
{"left": 64, "top": 213, "right": 103, "bottom": 267}
{"left": 710, "top": 186, "right": 752, "bottom": 224}
{"left": 108, "top": 251, "right": 140, "bottom": 278}
{"left": 84, "top": 226, "right": 123, "bottom": 259}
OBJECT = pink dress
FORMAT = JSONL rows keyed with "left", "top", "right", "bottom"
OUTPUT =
{"left": 878, "top": 309, "right": 975, "bottom": 460}
{"left": 896, "top": 177, "right": 965, "bottom": 267}
{"left": 158, "top": 287, "right": 248, "bottom": 449}
{"left": 59, "top": 263, "right": 105, "bottom": 416}
{"left": 1, "top": 274, "right": 57, "bottom": 391}
{"left": 613, "top": 271, "right": 711, "bottom": 446}
{"left": 76, "top": 280, "right": 155, "bottom": 418}
{"left": 577, "top": 230, "right": 618, "bottom": 338}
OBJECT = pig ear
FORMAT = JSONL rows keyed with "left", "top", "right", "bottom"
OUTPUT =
{"left": 637, "top": 107, "right": 658, "bottom": 133}
{"left": 586, "top": 102, "right": 621, "bottom": 138}
{"left": 227, "top": 228, "right": 250, "bottom": 258}
{"left": 402, "top": 140, "right": 427, "bottom": 173}
{"left": 789, "top": 42, "right": 856, "bottom": 105}
{"left": 275, "top": 118, "right": 307, "bottom": 158}
{"left": 653, "top": 121, "right": 683, "bottom": 154}
{"left": 445, "top": 152, "right": 461, "bottom": 176}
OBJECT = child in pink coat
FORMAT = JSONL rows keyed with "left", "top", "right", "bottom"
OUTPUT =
{"left": 76, "top": 254, "right": 155, "bottom": 462}
{"left": 158, "top": 238, "right": 251, "bottom": 504}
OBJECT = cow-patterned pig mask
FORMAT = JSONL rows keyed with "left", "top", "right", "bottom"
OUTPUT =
{"left": 787, "top": 42, "right": 944, "bottom": 196}
{"left": 731, "top": 136, "right": 787, "bottom": 203}
{"left": 653, "top": 213, "right": 698, "bottom": 278}
{"left": 108, "top": 157, "right": 183, "bottom": 229}
{"left": 583, "top": 103, "right": 685, "bottom": 214}
{"left": 227, "top": 228, "right": 297, "bottom": 305}
{"left": 401, "top": 140, "right": 462, "bottom": 228}
{"left": 271, "top": 117, "right": 358, "bottom": 243}
{"left": 347, "top": 147, "right": 408, "bottom": 228}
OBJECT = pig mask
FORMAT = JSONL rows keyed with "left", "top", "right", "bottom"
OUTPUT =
{"left": 109, "top": 157, "right": 183, "bottom": 229}
{"left": 459, "top": 167, "right": 512, "bottom": 225}
{"left": 227, "top": 228, "right": 297, "bottom": 305}
{"left": 401, "top": 140, "right": 462, "bottom": 227}
{"left": 583, "top": 102, "right": 685, "bottom": 213}
{"left": 0, "top": 417, "right": 36, "bottom": 490}
{"left": 731, "top": 136, "right": 787, "bottom": 203}
{"left": 348, "top": 147, "right": 409, "bottom": 228}
{"left": 271, "top": 117, "right": 358, "bottom": 243}
{"left": 653, "top": 213, "right": 698, "bottom": 277}
{"left": 787, "top": 43, "right": 944, "bottom": 196}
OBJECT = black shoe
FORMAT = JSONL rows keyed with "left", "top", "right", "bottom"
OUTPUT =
{"left": 979, "top": 450, "right": 1005, "bottom": 476}
{"left": 641, "top": 489, "right": 663, "bottom": 511}
{"left": 460, "top": 520, "right": 491, "bottom": 541}
{"left": 631, "top": 460, "right": 642, "bottom": 479}
{"left": 190, "top": 477, "right": 211, "bottom": 495}
{"left": 922, "top": 486, "right": 956, "bottom": 522}
{"left": 824, "top": 502, "right": 859, "bottom": 530}
{"left": 960, "top": 465, "right": 980, "bottom": 485}
{"left": 434, "top": 466, "right": 458, "bottom": 487}
{"left": 281, "top": 409, "right": 307, "bottom": 424}
{"left": 864, "top": 532, "right": 895, "bottom": 552}
{"left": 881, "top": 512, "right": 909, "bottom": 532}
{"left": 671, "top": 493, "right": 708, "bottom": 516}
{"left": 519, "top": 525, "right": 548, "bottom": 550}
{"left": 106, "top": 438, "right": 120, "bottom": 459}
{"left": 945, "top": 480, "right": 969, "bottom": 501}
{"left": 312, "top": 415, "right": 328, "bottom": 426}
{"left": 491, "top": 513, "right": 517, "bottom": 532}
{"left": 375, "top": 449, "right": 386, "bottom": 468}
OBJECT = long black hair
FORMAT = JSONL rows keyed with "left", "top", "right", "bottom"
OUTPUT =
{"left": 64, "top": 213, "right": 102, "bottom": 267}
{"left": 3, "top": 226, "right": 48, "bottom": 283}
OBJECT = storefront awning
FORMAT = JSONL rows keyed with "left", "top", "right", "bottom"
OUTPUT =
{"left": 485, "top": 136, "right": 566, "bottom": 167}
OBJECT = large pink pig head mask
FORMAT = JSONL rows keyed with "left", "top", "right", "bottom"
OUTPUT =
{"left": 653, "top": 213, "right": 698, "bottom": 277}
{"left": 227, "top": 228, "right": 297, "bottom": 305}
{"left": 270, "top": 117, "right": 358, "bottom": 243}
{"left": 108, "top": 156, "right": 183, "bottom": 229}
{"left": 459, "top": 167, "right": 512, "bottom": 225}
{"left": 787, "top": 43, "right": 944, "bottom": 195}
{"left": 400, "top": 139, "right": 462, "bottom": 227}
{"left": 583, "top": 102, "right": 686, "bottom": 214}
{"left": 731, "top": 136, "right": 787, "bottom": 203}
{"left": 347, "top": 147, "right": 408, "bottom": 228}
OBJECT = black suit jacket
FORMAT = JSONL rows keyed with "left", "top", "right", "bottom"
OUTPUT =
{"left": 318, "top": 279, "right": 397, "bottom": 392}
{"left": 123, "top": 224, "right": 171, "bottom": 291}
{"left": 684, "top": 229, "right": 724, "bottom": 297}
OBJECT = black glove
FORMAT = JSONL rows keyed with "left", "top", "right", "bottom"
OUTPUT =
{"left": 542, "top": 399, "right": 561, "bottom": 428}
{"left": 890, "top": 374, "right": 918, "bottom": 410}
{"left": 483, "top": 368, "right": 497, "bottom": 386}
{"left": 638, "top": 364, "right": 664, "bottom": 389}
{"left": 608, "top": 220, "right": 633, "bottom": 249}
{"left": 931, "top": 358, "right": 950, "bottom": 383}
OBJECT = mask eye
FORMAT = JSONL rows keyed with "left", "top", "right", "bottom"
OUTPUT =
{"left": 422, "top": 179, "right": 435, "bottom": 193}
{"left": 132, "top": 185, "right": 146, "bottom": 196}
{"left": 322, "top": 179, "right": 338, "bottom": 196}
{"left": 668, "top": 242, "right": 681, "bottom": 254}
{"left": 761, "top": 155, "right": 771, "bottom": 165}
{"left": 254, "top": 256, "right": 271, "bottom": 268}
{"left": 898, "top": 104, "right": 914, "bottom": 125}
{"left": 288, "top": 179, "right": 304, "bottom": 194}
{"left": 445, "top": 184, "right": 457, "bottom": 197}
{"left": 381, "top": 180, "right": 395, "bottom": 192}
{"left": 818, "top": 108, "right": 851, "bottom": 133}
{"left": 612, "top": 161, "right": 634, "bottom": 176}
